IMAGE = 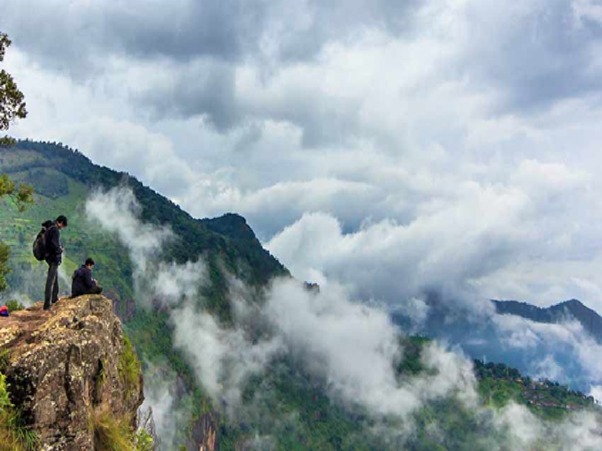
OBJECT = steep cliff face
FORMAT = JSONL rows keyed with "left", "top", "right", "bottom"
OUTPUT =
{"left": 190, "top": 413, "right": 218, "bottom": 451}
{"left": 0, "top": 295, "right": 143, "bottom": 450}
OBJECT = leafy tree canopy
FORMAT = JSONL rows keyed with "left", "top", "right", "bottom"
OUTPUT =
{"left": 0, "top": 32, "right": 27, "bottom": 147}
{"left": 0, "top": 33, "right": 33, "bottom": 210}
{"left": 0, "top": 174, "right": 34, "bottom": 212}
{"left": 0, "top": 32, "right": 32, "bottom": 294}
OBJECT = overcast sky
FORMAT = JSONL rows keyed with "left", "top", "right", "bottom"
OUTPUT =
{"left": 4, "top": 0, "right": 602, "bottom": 311}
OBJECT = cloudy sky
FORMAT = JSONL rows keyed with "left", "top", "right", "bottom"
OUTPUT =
{"left": 4, "top": 0, "right": 602, "bottom": 311}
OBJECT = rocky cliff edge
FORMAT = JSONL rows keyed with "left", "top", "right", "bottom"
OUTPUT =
{"left": 0, "top": 295, "right": 143, "bottom": 450}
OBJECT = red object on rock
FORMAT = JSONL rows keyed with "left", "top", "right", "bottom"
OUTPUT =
{"left": 0, "top": 305, "right": 8, "bottom": 317}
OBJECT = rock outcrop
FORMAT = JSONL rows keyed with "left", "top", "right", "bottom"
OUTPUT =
{"left": 0, "top": 295, "right": 143, "bottom": 450}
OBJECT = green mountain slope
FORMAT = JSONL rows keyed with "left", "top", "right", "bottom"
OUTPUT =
{"left": 0, "top": 140, "right": 287, "bottom": 303}
{"left": 0, "top": 140, "right": 289, "bottom": 448}
{"left": 1, "top": 141, "right": 600, "bottom": 450}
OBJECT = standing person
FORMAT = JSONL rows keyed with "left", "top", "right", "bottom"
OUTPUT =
{"left": 71, "top": 258, "right": 103, "bottom": 297}
{"left": 44, "top": 215, "right": 68, "bottom": 310}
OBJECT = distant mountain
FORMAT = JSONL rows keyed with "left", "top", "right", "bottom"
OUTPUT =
{"left": 493, "top": 299, "right": 602, "bottom": 342}
{"left": 392, "top": 295, "right": 602, "bottom": 391}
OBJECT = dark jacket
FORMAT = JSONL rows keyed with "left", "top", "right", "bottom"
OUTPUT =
{"left": 44, "top": 221, "right": 63, "bottom": 264}
{"left": 72, "top": 265, "right": 96, "bottom": 297}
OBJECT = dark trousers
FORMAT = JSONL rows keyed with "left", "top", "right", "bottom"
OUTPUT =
{"left": 90, "top": 285, "right": 103, "bottom": 295}
{"left": 71, "top": 285, "right": 103, "bottom": 298}
{"left": 44, "top": 262, "right": 59, "bottom": 309}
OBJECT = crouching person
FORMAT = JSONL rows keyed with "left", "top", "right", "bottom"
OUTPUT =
{"left": 71, "top": 258, "right": 103, "bottom": 297}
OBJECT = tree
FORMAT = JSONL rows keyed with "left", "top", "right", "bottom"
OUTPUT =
{"left": 0, "top": 32, "right": 27, "bottom": 147}
{"left": 0, "top": 32, "right": 32, "bottom": 209}
{"left": 0, "top": 174, "right": 34, "bottom": 212}
{"left": 0, "top": 32, "right": 33, "bottom": 293}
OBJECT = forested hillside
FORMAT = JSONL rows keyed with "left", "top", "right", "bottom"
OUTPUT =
{"left": 0, "top": 140, "right": 289, "bottom": 448}
{"left": 0, "top": 140, "right": 287, "bottom": 301}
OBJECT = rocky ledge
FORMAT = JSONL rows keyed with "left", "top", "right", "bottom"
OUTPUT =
{"left": 0, "top": 295, "right": 143, "bottom": 450}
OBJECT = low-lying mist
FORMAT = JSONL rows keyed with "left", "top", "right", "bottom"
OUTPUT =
{"left": 86, "top": 187, "right": 602, "bottom": 450}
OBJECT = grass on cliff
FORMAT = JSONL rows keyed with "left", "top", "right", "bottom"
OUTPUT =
{"left": 93, "top": 411, "right": 134, "bottom": 451}
{"left": 118, "top": 335, "right": 142, "bottom": 402}
{"left": 0, "top": 373, "right": 39, "bottom": 451}
{"left": 93, "top": 411, "right": 154, "bottom": 451}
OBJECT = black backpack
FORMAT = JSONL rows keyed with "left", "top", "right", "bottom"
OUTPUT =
{"left": 33, "top": 221, "right": 53, "bottom": 261}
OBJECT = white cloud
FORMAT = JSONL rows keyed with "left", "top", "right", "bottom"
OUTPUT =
{"left": 152, "top": 261, "right": 207, "bottom": 304}
{"left": 171, "top": 300, "right": 284, "bottom": 415}
{"left": 263, "top": 278, "right": 478, "bottom": 418}
{"left": 493, "top": 403, "right": 544, "bottom": 449}
{"left": 85, "top": 187, "right": 173, "bottom": 280}
{"left": 491, "top": 313, "right": 602, "bottom": 385}
{"left": 139, "top": 364, "right": 191, "bottom": 451}
{"left": 85, "top": 187, "right": 479, "bottom": 422}
{"left": 588, "top": 385, "right": 602, "bottom": 404}
{"left": 266, "top": 180, "right": 533, "bottom": 306}
{"left": 534, "top": 355, "right": 567, "bottom": 382}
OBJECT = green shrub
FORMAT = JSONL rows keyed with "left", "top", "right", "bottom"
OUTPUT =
{"left": 0, "top": 373, "right": 10, "bottom": 410}
{"left": 134, "top": 429, "right": 154, "bottom": 451}
{"left": 0, "top": 372, "right": 39, "bottom": 451}
{"left": 5, "top": 300, "right": 24, "bottom": 312}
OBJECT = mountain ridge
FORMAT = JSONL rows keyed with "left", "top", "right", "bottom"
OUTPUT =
{"left": 493, "top": 298, "right": 602, "bottom": 342}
